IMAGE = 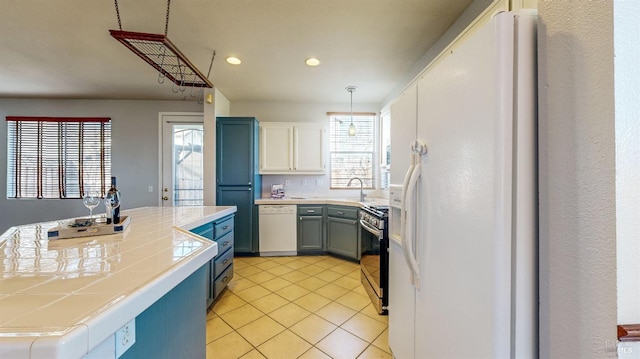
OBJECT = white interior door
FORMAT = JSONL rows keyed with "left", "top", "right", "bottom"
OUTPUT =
{"left": 160, "top": 113, "right": 204, "bottom": 207}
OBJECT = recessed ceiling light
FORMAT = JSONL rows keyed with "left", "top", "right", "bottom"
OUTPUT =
{"left": 305, "top": 58, "right": 320, "bottom": 67}
{"left": 226, "top": 56, "right": 242, "bottom": 65}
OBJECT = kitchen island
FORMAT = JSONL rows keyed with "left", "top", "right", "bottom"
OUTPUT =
{"left": 0, "top": 206, "right": 236, "bottom": 359}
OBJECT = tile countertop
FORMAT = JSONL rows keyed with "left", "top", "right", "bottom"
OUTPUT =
{"left": 0, "top": 206, "right": 236, "bottom": 359}
{"left": 255, "top": 196, "right": 389, "bottom": 208}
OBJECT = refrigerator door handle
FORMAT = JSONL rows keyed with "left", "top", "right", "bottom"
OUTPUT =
{"left": 400, "top": 153, "right": 419, "bottom": 287}
{"left": 405, "top": 157, "right": 422, "bottom": 288}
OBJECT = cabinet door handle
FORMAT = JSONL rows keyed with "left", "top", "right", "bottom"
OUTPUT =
{"left": 337, "top": 211, "right": 344, "bottom": 215}
{"left": 222, "top": 225, "right": 229, "bottom": 230}
{"left": 223, "top": 258, "right": 229, "bottom": 265}
{"left": 222, "top": 276, "right": 229, "bottom": 283}
{"left": 299, "top": 217, "right": 303, "bottom": 221}
{"left": 223, "top": 241, "right": 230, "bottom": 246}
{"left": 306, "top": 210, "right": 315, "bottom": 213}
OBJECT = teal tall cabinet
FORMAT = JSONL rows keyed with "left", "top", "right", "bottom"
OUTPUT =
{"left": 216, "top": 117, "right": 261, "bottom": 255}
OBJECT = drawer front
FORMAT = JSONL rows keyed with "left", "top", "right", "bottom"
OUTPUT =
{"left": 191, "top": 223, "right": 213, "bottom": 240}
{"left": 214, "top": 264, "right": 233, "bottom": 299}
{"left": 214, "top": 216, "right": 234, "bottom": 239}
{"left": 327, "top": 206, "right": 358, "bottom": 220}
{"left": 215, "top": 231, "right": 234, "bottom": 253}
{"left": 297, "top": 205, "right": 324, "bottom": 216}
{"left": 214, "top": 246, "right": 234, "bottom": 276}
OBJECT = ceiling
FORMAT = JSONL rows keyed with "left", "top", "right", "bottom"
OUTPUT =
{"left": 0, "top": 0, "right": 475, "bottom": 105}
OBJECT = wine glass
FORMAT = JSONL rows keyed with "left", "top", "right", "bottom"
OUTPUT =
{"left": 105, "top": 188, "right": 121, "bottom": 224}
{"left": 82, "top": 191, "right": 101, "bottom": 223}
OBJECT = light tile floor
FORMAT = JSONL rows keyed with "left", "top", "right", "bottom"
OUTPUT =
{"left": 206, "top": 255, "right": 391, "bottom": 359}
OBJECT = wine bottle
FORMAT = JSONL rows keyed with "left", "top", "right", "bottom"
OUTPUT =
{"left": 106, "top": 176, "right": 121, "bottom": 224}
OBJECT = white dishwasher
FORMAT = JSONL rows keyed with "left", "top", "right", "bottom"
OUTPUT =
{"left": 259, "top": 205, "right": 297, "bottom": 256}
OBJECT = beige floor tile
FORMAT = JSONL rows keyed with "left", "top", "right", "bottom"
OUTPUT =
{"left": 351, "top": 283, "right": 369, "bottom": 297}
{"left": 297, "top": 256, "right": 326, "bottom": 264}
{"left": 294, "top": 292, "right": 332, "bottom": 312}
{"left": 315, "top": 302, "right": 357, "bottom": 326}
{"left": 298, "top": 347, "right": 332, "bottom": 359}
{"left": 275, "top": 283, "right": 310, "bottom": 301}
{"left": 299, "top": 265, "right": 325, "bottom": 276}
{"left": 245, "top": 271, "right": 277, "bottom": 284}
{"left": 240, "top": 349, "right": 267, "bottom": 359}
{"left": 206, "top": 309, "right": 217, "bottom": 320}
{"left": 233, "top": 259, "right": 252, "bottom": 269}
{"left": 237, "top": 315, "right": 286, "bottom": 347}
{"left": 357, "top": 345, "right": 393, "bottom": 359}
{"left": 206, "top": 316, "right": 234, "bottom": 343}
{"left": 316, "top": 327, "right": 368, "bottom": 359}
{"left": 236, "top": 265, "right": 263, "bottom": 277}
{"left": 255, "top": 260, "right": 281, "bottom": 271}
{"left": 279, "top": 270, "right": 310, "bottom": 283}
{"left": 212, "top": 292, "right": 247, "bottom": 315}
{"left": 313, "top": 259, "right": 337, "bottom": 269}
{"left": 227, "top": 277, "right": 258, "bottom": 293}
{"left": 260, "top": 277, "right": 293, "bottom": 292}
{"left": 235, "top": 285, "right": 272, "bottom": 302}
{"left": 314, "top": 269, "right": 344, "bottom": 282}
{"left": 266, "top": 265, "right": 295, "bottom": 276}
{"left": 331, "top": 264, "right": 359, "bottom": 275}
{"left": 347, "top": 269, "right": 362, "bottom": 280}
{"left": 335, "top": 291, "right": 371, "bottom": 311}
{"left": 206, "top": 255, "right": 389, "bottom": 359}
{"left": 296, "top": 276, "right": 328, "bottom": 291}
{"left": 315, "top": 283, "right": 350, "bottom": 299}
{"left": 256, "top": 330, "right": 312, "bottom": 359}
{"left": 269, "top": 256, "right": 298, "bottom": 264}
{"left": 359, "top": 305, "right": 388, "bottom": 324}
{"left": 341, "top": 313, "right": 388, "bottom": 342}
{"left": 334, "top": 276, "right": 362, "bottom": 290}
{"left": 371, "top": 329, "right": 390, "bottom": 354}
{"left": 284, "top": 260, "right": 312, "bottom": 270}
{"left": 240, "top": 257, "right": 272, "bottom": 265}
{"left": 206, "top": 331, "right": 253, "bottom": 359}
{"left": 220, "top": 303, "right": 265, "bottom": 329}
{"left": 268, "top": 302, "right": 311, "bottom": 327}
{"left": 249, "top": 293, "right": 290, "bottom": 314}
{"left": 289, "top": 314, "right": 337, "bottom": 344}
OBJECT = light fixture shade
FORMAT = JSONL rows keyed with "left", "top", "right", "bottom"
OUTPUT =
{"left": 348, "top": 122, "right": 356, "bottom": 136}
{"left": 346, "top": 86, "right": 357, "bottom": 137}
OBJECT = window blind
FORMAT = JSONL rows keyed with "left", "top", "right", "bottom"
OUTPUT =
{"left": 329, "top": 113, "right": 375, "bottom": 189}
{"left": 6, "top": 117, "right": 112, "bottom": 199}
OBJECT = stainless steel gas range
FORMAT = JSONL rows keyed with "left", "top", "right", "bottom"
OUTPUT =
{"left": 359, "top": 203, "right": 389, "bottom": 315}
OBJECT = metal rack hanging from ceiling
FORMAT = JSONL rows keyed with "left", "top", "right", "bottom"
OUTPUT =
{"left": 110, "top": 0, "right": 214, "bottom": 100}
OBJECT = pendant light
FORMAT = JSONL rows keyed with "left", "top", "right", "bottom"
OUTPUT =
{"left": 346, "top": 86, "right": 357, "bottom": 137}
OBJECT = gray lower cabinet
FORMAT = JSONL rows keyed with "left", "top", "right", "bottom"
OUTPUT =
{"left": 297, "top": 205, "right": 324, "bottom": 252}
{"left": 191, "top": 214, "right": 235, "bottom": 308}
{"left": 326, "top": 205, "right": 360, "bottom": 260}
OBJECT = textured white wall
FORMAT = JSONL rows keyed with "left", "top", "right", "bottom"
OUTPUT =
{"left": 615, "top": 0, "right": 640, "bottom": 330}
{"left": 538, "top": 2, "right": 617, "bottom": 358}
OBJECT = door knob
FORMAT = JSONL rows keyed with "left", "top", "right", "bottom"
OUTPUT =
{"left": 162, "top": 196, "right": 169, "bottom": 201}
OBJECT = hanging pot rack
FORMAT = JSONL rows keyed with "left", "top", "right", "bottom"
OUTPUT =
{"left": 109, "top": 0, "right": 214, "bottom": 99}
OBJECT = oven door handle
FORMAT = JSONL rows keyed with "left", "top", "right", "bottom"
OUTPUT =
{"left": 360, "top": 219, "right": 383, "bottom": 239}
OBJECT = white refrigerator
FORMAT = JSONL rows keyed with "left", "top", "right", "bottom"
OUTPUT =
{"left": 388, "top": 10, "right": 537, "bottom": 359}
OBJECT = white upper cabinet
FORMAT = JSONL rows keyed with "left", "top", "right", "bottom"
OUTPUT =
{"left": 260, "top": 122, "right": 326, "bottom": 174}
{"left": 260, "top": 123, "right": 293, "bottom": 172}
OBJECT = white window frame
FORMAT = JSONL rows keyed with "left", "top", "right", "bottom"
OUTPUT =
{"left": 328, "top": 112, "right": 377, "bottom": 189}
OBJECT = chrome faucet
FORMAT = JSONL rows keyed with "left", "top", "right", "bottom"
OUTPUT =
{"left": 347, "top": 177, "right": 366, "bottom": 202}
